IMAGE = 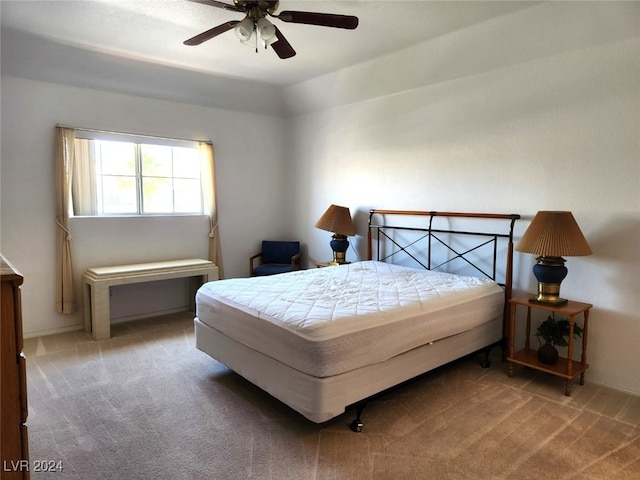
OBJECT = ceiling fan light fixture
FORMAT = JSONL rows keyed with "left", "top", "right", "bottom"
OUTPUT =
{"left": 234, "top": 16, "right": 255, "bottom": 41}
{"left": 257, "top": 17, "right": 276, "bottom": 43}
{"left": 240, "top": 30, "right": 257, "bottom": 49}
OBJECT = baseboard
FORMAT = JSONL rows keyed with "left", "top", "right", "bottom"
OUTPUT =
{"left": 23, "top": 308, "right": 194, "bottom": 339}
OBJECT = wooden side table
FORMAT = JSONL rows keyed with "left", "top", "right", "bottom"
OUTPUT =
{"left": 507, "top": 294, "right": 592, "bottom": 396}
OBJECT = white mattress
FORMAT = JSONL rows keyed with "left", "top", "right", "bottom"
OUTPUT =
{"left": 195, "top": 260, "right": 504, "bottom": 378}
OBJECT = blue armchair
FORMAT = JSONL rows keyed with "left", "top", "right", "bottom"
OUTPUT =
{"left": 250, "top": 241, "right": 301, "bottom": 276}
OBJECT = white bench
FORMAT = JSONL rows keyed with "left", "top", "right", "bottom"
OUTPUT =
{"left": 83, "top": 258, "right": 219, "bottom": 340}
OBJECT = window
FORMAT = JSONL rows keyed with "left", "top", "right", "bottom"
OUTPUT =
{"left": 72, "top": 132, "right": 203, "bottom": 216}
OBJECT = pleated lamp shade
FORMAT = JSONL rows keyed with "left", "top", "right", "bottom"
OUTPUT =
{"left": 516, "top": 211, "right": 592, "bottom": 257}
{"left": 315, "top": 205, "right": 356, "bottom": 236}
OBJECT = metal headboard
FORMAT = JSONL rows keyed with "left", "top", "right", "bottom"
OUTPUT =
{"left": 367, "top": 209, "right": 520, "bottom": 339}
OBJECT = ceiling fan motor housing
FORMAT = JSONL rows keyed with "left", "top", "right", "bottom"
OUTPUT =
{"left": 233, "top": 0, "right": 280, "bottom": 15}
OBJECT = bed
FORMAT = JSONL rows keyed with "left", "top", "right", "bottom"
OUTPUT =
{"left": 194, "top": 210, "right": 519, "bottom": 428}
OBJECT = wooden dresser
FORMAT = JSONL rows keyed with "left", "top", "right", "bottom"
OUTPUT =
{"left": 1, "top": 255, "right": 29, "bottom": 479}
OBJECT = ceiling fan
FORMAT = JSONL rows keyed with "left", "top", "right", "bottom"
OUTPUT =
{"left": 184, "top": 0, "right": 359, "bottom": 59}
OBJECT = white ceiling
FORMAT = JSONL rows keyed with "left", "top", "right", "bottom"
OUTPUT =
{"left": 1, "top": 0, "right": 535, "bottom": 87}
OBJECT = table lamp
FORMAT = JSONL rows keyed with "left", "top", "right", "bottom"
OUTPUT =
{"left": 315, "top": 204, "right": 356, "bottom": 265}
{"left": 516, "top": 211, "right": 592, "bottom": 305}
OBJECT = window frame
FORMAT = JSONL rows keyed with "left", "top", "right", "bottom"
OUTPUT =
{"left": 72, "top": 130, "right": 205, "bottom": 218}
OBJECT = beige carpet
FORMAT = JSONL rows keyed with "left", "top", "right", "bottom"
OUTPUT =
{"left": 24, "top": 312, "right": 640, "bottom": 480}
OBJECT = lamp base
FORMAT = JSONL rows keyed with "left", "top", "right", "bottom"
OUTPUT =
{"left": 529, "top": 282, "right": 568, "bottom": 306}
{"left": 529, "top": 296, "right": 568, "bottom": 306}
{"left": 329, "top": 234, "right": 349, "bottom": 265}
{"left": 530, "top": 256, "right": 569, "bottom": 305}
{"left": 330, "top": 256, "right": 349, "bottom": 265}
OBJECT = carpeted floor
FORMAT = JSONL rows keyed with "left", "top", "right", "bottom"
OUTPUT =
{"left": 23, "top": 312, "right": 640, "bottom": 479}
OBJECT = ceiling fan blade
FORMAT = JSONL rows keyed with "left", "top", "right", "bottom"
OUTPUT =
{"left": 278, "top": 11, "right": 358, "bottom": 30}
{"left": 271, "top": 27, "right": 296, "bottom": 59}
{"left": 184, "top": 21, "right": 239, "bottom": 46}
{"left": 187, "top": 0, "right": 241, "bottom": 12}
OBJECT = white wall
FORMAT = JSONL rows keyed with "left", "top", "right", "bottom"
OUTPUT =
{"left": 286, "top": 2, "right": 640, "bottom": 395}
{"left": 0, "top": 76, "right": 291, "bottom": 336}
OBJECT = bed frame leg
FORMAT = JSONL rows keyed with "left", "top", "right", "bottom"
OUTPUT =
{"left": 480, "top": 346, "right": 493, "bottom": 368}
{"left": 350, "top": 404, "right": 365, "bottom": 432}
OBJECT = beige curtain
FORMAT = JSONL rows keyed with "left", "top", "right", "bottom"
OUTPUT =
{"left": 200, "top": 142, "right": 224, "bottom": 279}
{"left": 71, "top": 138, "right": 97, "bottom": 216}
{"left": 55, "top": 127, "right": 77, "bottom": 313}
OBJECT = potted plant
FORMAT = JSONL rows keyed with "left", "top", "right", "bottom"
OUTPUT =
{"left": 535, "top": 314, "right": 584, "bottom": 365}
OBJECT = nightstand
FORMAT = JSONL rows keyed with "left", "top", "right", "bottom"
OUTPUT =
{"left": 507, "top": 294, "right": 593, "bottom": 396}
